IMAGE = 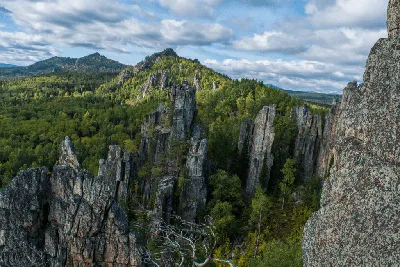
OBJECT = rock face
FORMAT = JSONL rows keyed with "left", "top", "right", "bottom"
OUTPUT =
{"left": 246, "top": 105, "right": 276, "bottom": 195}
{"left": 292, "top": 105, "right": 323, "bottom": 181}
{"left": 316, "top": 90, "right": 343, "bottom": 177}
{"left": 139, "top": 71, "right": 170, "bottom": 99}
{"left": 0, "top": 137, "right": 143, "bottom": 266}
{"left": 238, "top": 119, "right": 255, "bottom": 157}
{"left": 387, "top": 0, "right": 400, "bottom": 38}
{"left": 303, "top": 10, "right": 400, "bottom": 265}
{"left": 58, "top": 136, "right": 80, "bottom": 169}
{"left": 138, "top": 82, "right": 207, "bottom": 223}
{"left": 180, "top": 125, "right": 208, "bottom": 222}
{"left": 194, "top": 70, "right": 202, "bottom": 91}
{"left": 170, "top": 81, "right": 197, "bottom": 141}
{"left": 0, "top": 168, "right": 50, "bottom": 266}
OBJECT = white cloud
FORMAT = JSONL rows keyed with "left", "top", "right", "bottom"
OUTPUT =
{"left": 232, "top": 31, "right": 307, "bottom": 54}
{"left": 157, "top": 0, "right": 222, "bottom": 17}
{"left": 0, "top": 0, "right": 233, "bottom": 62}
{"left": 0, "top": 31, "right": 56, "bottom": 65}
{"left": 161, "top": 20, "right": 233, "bottom": 45}
{"left": 306, "top": 0, "right": 387, "bottom": 28}
{"left": 203, "top": 58, "right": 363, "bottom": 93}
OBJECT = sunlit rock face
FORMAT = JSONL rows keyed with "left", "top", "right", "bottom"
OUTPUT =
{"left": 302, "top": 6, "right": 400, "bottom": 265}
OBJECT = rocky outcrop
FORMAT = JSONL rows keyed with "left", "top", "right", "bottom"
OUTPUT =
{"left": 387, "top": 0, "right": 400, "bottom": 38}
{"left": 212, "top": 81, "right": 218, "bottom": 91}
{"left": 316, "top": 88, "right": 344, "bottom": 178}
{"left": 238, "top": 119, "right": 254, "bottom": 157}
{"left": 0, "top": 168, "right": 50, "bottom": 266}
{"left": 292, "top": 105, "right": 323, "bottom": 181}
{"left": 58, "top": 136, "right": 80, "bottom": 169}
{"left": 139, "top": 71, "right": 170, "bottom": 99}
{"left": 161, "top": 70, "right": 168, "bottom": 90}
{"left": 170, "top": 81, "right": 197, "bottom": 141}
{"left": 139, "top": 82, "right": 206, "bottom": 223}
{"left": 118, "top": 68, "right": 135, "bottom": 86}
{"left": 0, "top": 137, "right": 143, "bottom": 266}
{"left": 180, "top": 125, "right": 208, "bottom": 222}
{"left": 194, "top": 70, "right": 202, "bottom": 91}
{"left": 246, "top": 105, "right": 276, "bottom": 195}
{"left": 139, "top": 104, "right": 170, "bottom": 165}
{"left": 303, "top": 7, "right": 400, "bottom": 265}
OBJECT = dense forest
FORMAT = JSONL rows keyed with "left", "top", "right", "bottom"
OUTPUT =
{"left": 0, "top": 50, "right": 328, "bottom": 266}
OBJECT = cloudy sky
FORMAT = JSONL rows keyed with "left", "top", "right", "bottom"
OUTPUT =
{"left": 0, "top": 0, "right": 388, "bottom": 93}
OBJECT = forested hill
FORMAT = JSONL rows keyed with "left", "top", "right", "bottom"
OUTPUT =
{"left": 0, "top": 63, "right": 18, "bottom": 68}
{"left": 0, "top": 48, "right": 328, "bottom": 266}
{"left": 0, "top": 52, "right": 126, "bottom": 78}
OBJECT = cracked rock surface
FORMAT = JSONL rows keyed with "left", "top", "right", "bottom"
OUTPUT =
{"left": 0, "top": 137, "right": 143, "bottom": 266}
{"left": 302, "top": 25, "right": 400, "bottom": 267}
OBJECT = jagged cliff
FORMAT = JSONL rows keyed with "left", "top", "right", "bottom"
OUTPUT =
{"left": 302, "top": 2, "right": 400, "bottom": 265}
{"left": 0, "top": 137, "right": 142, "bottom": 266}
{"left": 245, "top": 106, "right": 276, "bottom": 195}
{"left": 292, "top": 105, "right": 323, "bottom": 181}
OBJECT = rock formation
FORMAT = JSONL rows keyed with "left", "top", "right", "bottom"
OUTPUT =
{"left": 194, "top": 70, "right": 202, "bottom": 91}
{"left": 170, "top": 81, "right": 197, "bottom": 141}
{"left": 292, "top": 105, "right": 323, "bottom": 181}
{"left": 0, "top": 137, "right": 143, "bottom": 266}
{"left": 303, "top": 4, "right": 400, "bottom": 265}
{"left": 180, "top": 125, "right": 208, "bottom": 222}
{"left": 238, "top": 119, "right": 255, "bottom": 157}
{"left": 212, "top": 81, "right": 218, "bottom": 91}
{"left": 139, "top": 71, "right": 170, "bottom": 99}
{"left": 387, "top": 0, "right": 400, "bottom": 38}
{"left": 138, "top": 82, "right": 206, "bottom": 223}
{"left": 246, "top": 105, "right": 276, "bottom": 195}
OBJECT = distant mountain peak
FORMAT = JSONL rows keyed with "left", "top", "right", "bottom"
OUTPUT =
{"left": 85, "top": 52, "right": 102, "bottom": 58}
{"left": 137, "top": 48, "right": 179, "bottom": 71}
{"left": 0, "top": 53, "right": 126, "bottom": 78}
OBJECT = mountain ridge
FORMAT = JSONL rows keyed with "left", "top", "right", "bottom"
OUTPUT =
{"left": 0, "top": 52, "right": 127, "bottom": 78}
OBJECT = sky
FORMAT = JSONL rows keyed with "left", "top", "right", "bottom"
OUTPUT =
{"left": 0, "top": 0, "right": 389, "bottom": 94}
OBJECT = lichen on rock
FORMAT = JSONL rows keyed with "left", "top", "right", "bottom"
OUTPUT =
{"left": 303, "top": 4, "right": 400, "bottom": 264}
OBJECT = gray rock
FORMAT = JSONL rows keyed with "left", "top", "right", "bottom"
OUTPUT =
{"left": 387, "top": 0, "right": 400, "bottom": 38}
{"left": 0, "top": 168, "right": 49, "bottom": 266}
{"left": 139, "top": 71, "right": 170, "bottom": 99}
{"left": 292, "top": 105, "right": 323, "bottom": 181}
{"left": 161, "top": 70, "right": 169, "bottom": 90}
{"left": 213, "top": 81, "right": 218, "bottom": 91}
{"left": 194, "top": 70, "right": 202, "bottom": 91}
{"left": 303, "top": 14, "right": 400, "bottom": 265}
{"left": 180, "top": 125, "right": 208, "bottom": 222}
{"left": 238, "top": 119, "right": 254, "bottom": 157}
{"left": 58, "top": 136, "right": 80, "bottom": 169}
{"left": 246, "top": 105, "right": 276, "bottom": 195}
{"left": 153, "top": 175, "right": 177, "bottom": 224}
{"left": 0, "top": 140, "right": 143, "bottom": 266}
{"left": 139, "top": 104, "right": 170, "bottom": 165}
{"left": 118, "top": 68, "right": 134, "bottom": 86}
{"left": 170, "top": 81, "right": 197, "bottom": 141}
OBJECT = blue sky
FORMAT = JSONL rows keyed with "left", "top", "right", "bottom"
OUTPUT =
{"left": 0, "top": 0, "right": 388, "bottom": 93}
